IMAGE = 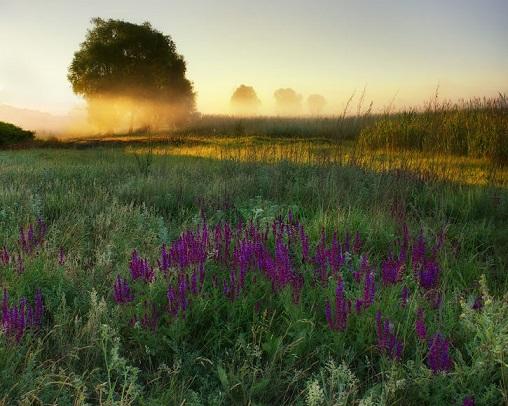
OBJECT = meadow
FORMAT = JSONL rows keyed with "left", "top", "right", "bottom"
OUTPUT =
{"left": 0, "top": 98, "right": 507, "bottom": 405}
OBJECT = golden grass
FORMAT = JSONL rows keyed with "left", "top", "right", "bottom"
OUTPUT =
{"left": 124, "top": 136, "right": 507, "bottom": 187}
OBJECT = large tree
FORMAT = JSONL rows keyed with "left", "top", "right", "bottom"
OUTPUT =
{"left": 230, "top": 84, "right": 261, "bottom": 116}
{"left": 274, "top": 88, "right": 302, "bottom": 116}
{"left": 68, "top": 18, "right": 195, "bottom": 132}
{"left": 307, "top": 94, "right": 327, "bottom": 116}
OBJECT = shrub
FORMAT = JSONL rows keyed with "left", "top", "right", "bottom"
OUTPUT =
{"left": 0, "top": 121, "right": 34, "bottom": 146}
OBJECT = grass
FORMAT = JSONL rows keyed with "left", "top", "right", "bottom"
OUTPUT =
{"left": 0, "top": 143, "right": 507, "bottom": 404}
{"left": 170, "top": 94, "right": 508, "bottom": 166}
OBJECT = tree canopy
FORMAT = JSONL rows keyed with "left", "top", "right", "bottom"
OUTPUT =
{"left": 68, "top": 18, "right": 195, "bottom": 130}
{"left": 307, "top": 94, "right": 327, "bottom": 115}
{"left": 274, "top": 88, "right": 302, "bottom": 116}
{"left": 230, "top": 85, "right": 261, "bottom": 115}
{"left": 0, "top": 121, "right": 34, "bottom": 146}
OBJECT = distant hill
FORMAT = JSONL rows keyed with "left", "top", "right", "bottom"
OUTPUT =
{"left": 0, "top": 104, "right": 73, "bottom": 134}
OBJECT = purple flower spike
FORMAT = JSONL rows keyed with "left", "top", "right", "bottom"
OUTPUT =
{"left": 1, "top": 288, "right": 44, "bottom": 342}
{"left": 129, "top": 250, "right": 155, "bottom": 283}
{"left": 375, "top": 311, "right": 404, "bottom": 360}
{"left": 472, "top": 296, "right": 483, "bottom": 311}
{"left": 415, "top": 308, "right": 426, "bottom": 341}
{"left": 113, "top": 275, "right": 134, "bottom": 304}
{"left": 355, "top": 269, "right": 376, "bottom": 313}
{"left": 158, "top": 243, "right": 171, "bottom": 274}
{"left": 400, "top": 287, "right": 410, "bottom": 307}
{"left": 34, "top": 289, "right": 44, "bottom": 326}
{"left": 427, "top": 333, "right": 453, "bottom": 374}
{"left": 325, "top": 278, "right": 351, "bottom": 332}
{"left": 418, "top": 260, "right": 440, "bottom": 290}
{"left": 462, "top": 397, "right": 475, "bottom": 406}
{"left": 0, "top": 246, "right": 10, "bottom": 266}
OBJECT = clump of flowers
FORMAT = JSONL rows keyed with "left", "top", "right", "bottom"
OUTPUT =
{"left": 415, "top": 308, "right": 426, "bottom": 340}
{"left": 18, "top": 218, "right": 47, "bottom": 255}
{"left": 381, "top": 251, "right": 406, "bottom": 286}
{"left": 1, "top": 288, "right": 44, "bottom": 342}
{"left": 375, "top": 311, "right": 403, "bottom": 360}
{"left": 113, "top": 276, "right": 134, "bottom": 304}
{"left": 462, "top": 397, "right": 475, "bottom": 406}
{"left": 167, "top": 275, "right": 189, "bottom": 318}
{"left": 325, "top": 278, "right": 351, "bottom": 331}
{"left": 418, "top": 260, "right": 440, "bottom": 290}
{"left": 355, "top": 268, "right": 375, "bottom": 313}
{"left": 129, "top": 250, "right": 155, "bottom": 283}
{"left": 427, "top": 333, "right": 453, "bottom": 373}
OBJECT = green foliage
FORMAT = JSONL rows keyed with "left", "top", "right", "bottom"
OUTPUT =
{"left": 0, "top": 121, "right": 34, "bottom": 146}
{"left": 68, "top": 18, "right": 195, "bottom": 129}
{"left": 69, "top": 18, "right": 194, "bottom": 103}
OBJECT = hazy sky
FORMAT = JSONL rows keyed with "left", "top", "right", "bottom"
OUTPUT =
{"left": 1, "top": 0, "right": 507, "bottom": 115}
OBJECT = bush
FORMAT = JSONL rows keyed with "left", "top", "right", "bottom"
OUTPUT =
{"left": 0, "top": 121, "right": 34, "bottom": 146}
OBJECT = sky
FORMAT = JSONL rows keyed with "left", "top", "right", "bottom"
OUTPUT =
{"left": 1, "top": 0, "right": 507, "bottom": 116}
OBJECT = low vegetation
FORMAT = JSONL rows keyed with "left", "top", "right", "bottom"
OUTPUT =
{"left": 0, "top": 146, "right": 506, "bottom": 404}
{"left": 0, "top": 121, "right": 34, "bottom": 146}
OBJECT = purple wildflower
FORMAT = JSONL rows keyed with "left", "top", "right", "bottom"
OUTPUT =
{"left": 129, "top": 250, "right": 155, "bottom": 283}
{"left": 381, "top": 257, "right": 399, "bottom": 286}
{"left": 113, "top": 275, "right": 134, "bottom": 304}
{"left": 415, "top": 308, "right": 426, "bottom": 341}
{"left": 157, "top": 243, "right": 171, "bottom": 274}
{"left": 418, "top": 260, "right": 440, "bottom": 290}
{"left": 412, "top": 231, "right": 426, "bottom": 270}
{"left": 375, "top": 311, "right": 404, "bottom": 360}
{"left": 34, "top": 289, "right": 44, "bottom": 326}
{"left": 140, "top": 302, "right": 159, "bottom": 331}
{"left": 299, "top": 224, "right": 309, "bottom": 263}
{"left": 356, "top": 270, "right": 375, "bottom": 312}
{"left": 325, "top": 278, "right": 351, "bottom": 332}
{"left": 427, "top": 333, "right": 453, "bottom": 373}
{"left": 166, "top": 285, "right": 179, "bottom": 316}
{"left": 462, "top": 397, "right": 475, "bottom": 406}
{"left": 426, "top": 290, "right": 443, "bottom": 310}
{"left": 0, "top": 246, "right": 10, "bottom": 266}
{"left": 472, "top": 296, "right": 483, "bottom": 311}
{"left": 1, "top": 288, "right": 44, "bottom": 342}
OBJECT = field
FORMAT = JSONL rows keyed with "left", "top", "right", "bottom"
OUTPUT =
{"left": 0, "top": 102, "right": 508, "bottom": 405}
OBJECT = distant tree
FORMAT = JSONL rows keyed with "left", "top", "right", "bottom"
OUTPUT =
{"left": 230, "top": 85, "right": 261, "bottom": 115}
{"left": 0, "top": 121, "right": 34, "bottom": 146}
{"left": 68, "top": 18, "right": 195, "bottom": 132}
{"left": 274, "top": 88, "right": 302, "bottom": 116}
{"left": 307, "top": 94, "right": 327, "bottom": 115}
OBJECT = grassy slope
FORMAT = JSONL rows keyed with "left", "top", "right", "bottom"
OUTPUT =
{"left": 0, "top": 147, "right": 507, "bottom": 404}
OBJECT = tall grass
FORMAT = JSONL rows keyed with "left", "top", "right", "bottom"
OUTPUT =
{"left": 359, "top": 95, "right": 508, "bottom": 165}
{"left": 175, "top": 114, "right": 377, "bottom": 141}
{"left": 173, "top": 94, "right": 508, "bottom": 166}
